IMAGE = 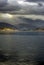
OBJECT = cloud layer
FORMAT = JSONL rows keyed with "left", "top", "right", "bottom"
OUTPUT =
{"left": 27, "top": 0, "right": 44, "bottom": 2}
{"left": 0, "top": 0, "right": 7, "bottom": 7}
{"left": 0, "top": 16, "right": 44, "bottom": 31}
{"left": 0, "top": 0, "right": 44, "bottom": 15}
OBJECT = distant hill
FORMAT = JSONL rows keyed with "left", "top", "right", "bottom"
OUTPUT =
{"left": 0, "top": 17, "right": 44, "bottom": 31}
{"left": 17, "top": 17, "right": 44, "bottom": 30}
{"left": 15, "top": 23, "right": 36, "bottom": 31}
{"left": 0, "top": 22, "right": 17, "bottom": 30}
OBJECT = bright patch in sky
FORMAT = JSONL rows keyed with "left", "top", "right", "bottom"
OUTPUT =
{"left": 18, "top": 1, "right": 38, "bottom": 6}
{"left": 1, "top": 13, "right": 13, "bottom": 19}
{"left": 17, "top": 1, "right": 24, "bottom": 4}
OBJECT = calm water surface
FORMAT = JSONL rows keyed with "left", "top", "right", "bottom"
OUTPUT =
{"left": 0, "top": 32, "right": 44, "bottom": 61}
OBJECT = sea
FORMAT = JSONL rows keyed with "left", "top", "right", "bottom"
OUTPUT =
{"left": 0, "top": 32, "right": 44, "bottom": 62}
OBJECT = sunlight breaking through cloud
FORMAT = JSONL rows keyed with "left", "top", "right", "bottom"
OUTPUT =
{"left": 1, "top": 13, "right": 13, "bottom": 19}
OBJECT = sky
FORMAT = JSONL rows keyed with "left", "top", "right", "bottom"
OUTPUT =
{"left": 0, "top": 0, "right": 44, "bottom": 26}
{"left": 0, "top": 0, "right": 44, "bottom": 14}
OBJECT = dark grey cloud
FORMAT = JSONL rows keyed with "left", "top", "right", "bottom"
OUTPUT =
{"left": 0, "top": 15, "right": 44, "bottom": 31}
{"left": 0, "top": 5, "right": 21, "bottom": 12}
{"left": 0, "top": 16, "right": 44, "bottom": 28}
{"left": 14, "top": 17, "right": 44, "bottom": 31}
{"left": 27, "top": 0, "right": 44, "bottom": 2}
{"left": 0, "top": 0, "right": 44, "bottom": 15}
{"left": 0, "top": 0, "right": 21, "bottom": 12}
{"left": 0, "top": 0, "right": 7, "bottom": 7}
{"left": 10, "top": 5, "right": 44, "bottom": 15}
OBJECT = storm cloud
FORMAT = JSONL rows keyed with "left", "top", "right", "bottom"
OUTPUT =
{"left": 27, "top": 0, "right": 44, "bottom": 2}
{"left": 0, "top": 16, "right": 44, "bottom": 31}
{"left": 0, "top": 0, "right": 7, "bottom": 7}
{"left": 0, "top": 0, "right": 44, "bottom": 15}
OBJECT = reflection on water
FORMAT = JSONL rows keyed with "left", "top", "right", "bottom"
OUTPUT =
{"left": 0, "top": 32, "right": 44, "bottom": 65}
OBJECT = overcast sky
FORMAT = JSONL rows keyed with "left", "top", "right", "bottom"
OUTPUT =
{"left": 0, "top": 0, "right": 44, "bottom": 29}
{"left": 0, "top": 0, "right": 44, "bottom": 23}
{"left": 0, "top": 0, "right": 44, "bottom": 15}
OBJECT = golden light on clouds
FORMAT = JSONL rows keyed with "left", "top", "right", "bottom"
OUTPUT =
{"left": 0, "top": 28, "right": 19, "bottom": 33}
{"left": 2, "top": 28, "right": 14, "bottom": 32}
